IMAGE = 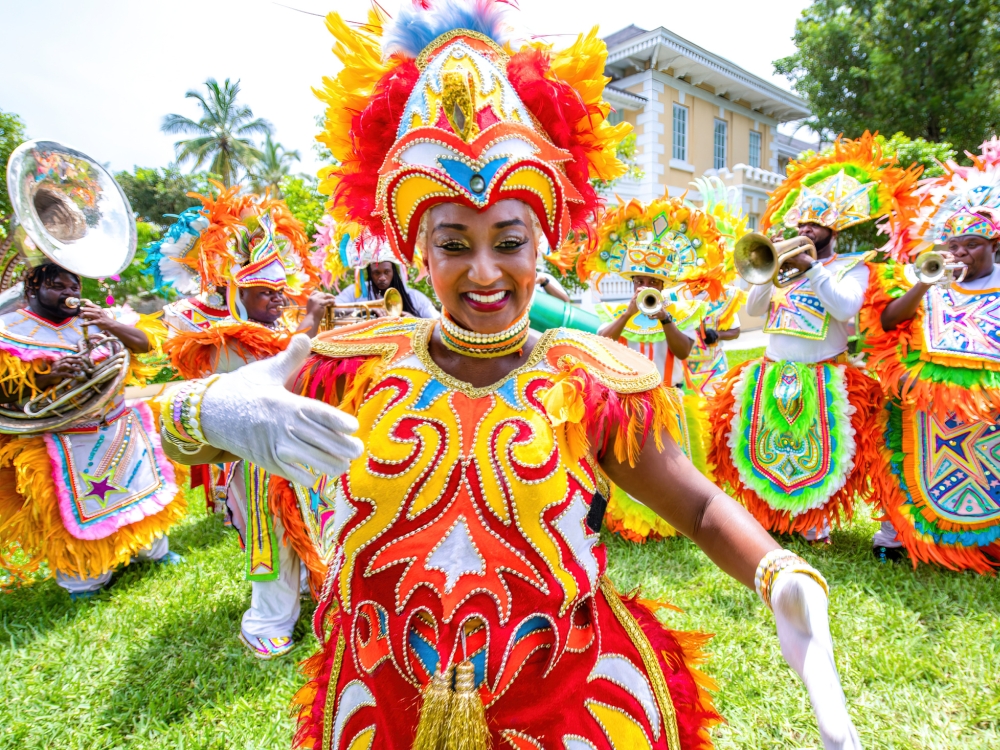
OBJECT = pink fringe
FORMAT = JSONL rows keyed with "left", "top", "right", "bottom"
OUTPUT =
{"left": 0, "top": 341, "right": 61, "bottom": 362}
{"left": 45, "top": 402, "right": 179, "bottom": 541}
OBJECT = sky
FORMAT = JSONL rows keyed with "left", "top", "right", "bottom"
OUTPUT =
{"left": 2, "top": 0, "right": 814, "bottom": 178}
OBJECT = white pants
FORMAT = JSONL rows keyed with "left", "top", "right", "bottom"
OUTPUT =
{"left": 802, "top": 519, "right": 831, "bottom": 542}
{"left": 228, "top": 466, "right": 302, "bottom": 640}
{"left": 872, "top": 520, "right": 903, "bottom": 548}
{"left": 56, "top": 535, "right": 170, "bottom": 593}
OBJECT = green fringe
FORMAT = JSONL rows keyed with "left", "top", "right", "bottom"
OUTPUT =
{"left": 759, "top": 361, "right": 819, "bottom": 441}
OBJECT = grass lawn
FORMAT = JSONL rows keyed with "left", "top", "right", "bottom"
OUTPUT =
{"left": 1, "top": 490, "right": 998, "bottom": 749}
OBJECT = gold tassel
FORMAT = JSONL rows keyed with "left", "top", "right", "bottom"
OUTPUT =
{"left": 413, "top": 666, "right": 454, "bottom": 750}
{"left": 444, "top": 660, "right": 490, "bottom": 750}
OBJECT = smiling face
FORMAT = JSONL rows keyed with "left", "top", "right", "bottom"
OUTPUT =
{"left": 424, "top": 200, "right": 538, "bottom": 334}
{"left": 239, "top": 285, "right": 286, "bottom": 325}
{"left": 947, "top": 234, "right": 997, "bottom": 281}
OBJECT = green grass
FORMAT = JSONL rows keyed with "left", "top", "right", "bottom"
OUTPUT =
{"left": 726, "top": 345, "right": 765, "bottom": 368}
{"left": 1, "top": 494, "right": 998, "bottom": 749}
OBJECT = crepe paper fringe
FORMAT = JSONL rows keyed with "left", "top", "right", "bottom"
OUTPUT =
{"left": 761, "top": 132, "right": 923, "bottom": 261}
{"left": 164, "top": 323, "right": 292, "bottom": 380}
{"left": 683, "top": 389, "right": 715, "bottom": 483}
{"left": 709, "top": 360, "right": 885, "bottom": 534}
{"left": 0, "top": 350, "right": 46, "bottom": 399}
{"left": 604, "top": 484, "right": 678, "bottom": 543}
{"left": 867, "top": 402, "right": 1000, "bottom": 574}
{"left": 541, "top": 363, "right": 679, "bottom": 468}
{"left": 862, "top": 261, "right": 1000, "bottom": 423}
{"left": 296, "top": 354, "right": 384, "bottom": 417}
{"left": 618, "top": 590, "right": 721, "bottom": 750}
{"left": 0, "top": 433, "right": 188, "bottom": 587}
{"left": 269, "top": 475, "right": 327, "bottom": 598}
{"left": 292, "top": 619, "right": 343, "bottom": 750}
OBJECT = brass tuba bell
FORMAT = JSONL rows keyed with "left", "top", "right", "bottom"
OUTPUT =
{"left": 734, "top": 232, "right": 818, "bottom": 288}
{"left": 0, "top": 140, "right": 136, "bottom": 435}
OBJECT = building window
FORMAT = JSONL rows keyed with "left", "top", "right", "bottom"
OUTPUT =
{"left": 672, "top": 104, "right": 688, "bottom": 162}
{"left": 713, "top": 119, "right": 727, "bottom": 170}
{"left": 749, "top": 131, "right": 761, "bottom": 168}
{"left": 747, "top": 214, "right": 758, "bottom": 230}
{"left": 607, "top": 108, "right": 624, "bottom": 126}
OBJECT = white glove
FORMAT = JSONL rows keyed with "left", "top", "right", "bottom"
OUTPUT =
{"left": 200, "top": 334, "right": 364, "bottom": 486}
{"left": 772, "top": 572, "right": 862, "bottom": 750}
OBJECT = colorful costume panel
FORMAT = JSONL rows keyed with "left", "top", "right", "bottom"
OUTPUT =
{"left": 862, "top": 140, "right": 1000, "bottom": 571}
{"left": 291, "top": 318, "right": 718, "bottom": 749}
{"left": 710, "top": 134, "right": 912, "bottom": 535}
{"left": 0, "top": 307, "right": 184, "bottom": 585}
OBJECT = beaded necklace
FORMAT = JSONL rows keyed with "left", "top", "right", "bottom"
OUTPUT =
{"left": 439, "top": 309, "right": 530, "bottom": 359}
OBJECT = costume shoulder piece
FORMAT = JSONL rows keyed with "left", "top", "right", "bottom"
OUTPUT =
{"left": 309, "top": 318, "right": 661, "bottom": 394}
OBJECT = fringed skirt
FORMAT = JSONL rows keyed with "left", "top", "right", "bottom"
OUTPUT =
{"left": 708, "top": 357, "right": 885, "bottom": 535}
{"left": 871, "top": 401, "right": 1000, "bottom": 573}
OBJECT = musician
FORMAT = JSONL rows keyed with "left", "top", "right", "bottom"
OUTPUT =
{"left": 0, "top": 262, "right": 184, "bottom": 598}
{"left": 709, "top": 133, "right": 915, "bottom": 542}
{"left": 334, "top": 244, "right": 439, "bottom": 318}
{"left": 160, "top": 188, "right": 326, "bottom": 660}
{"left": 861, "top": 142, "right": 1000, "bottom": 571}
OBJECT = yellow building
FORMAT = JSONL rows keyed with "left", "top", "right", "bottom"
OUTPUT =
{"left": 601, "top": 25, "right": 815, "bottom": 228}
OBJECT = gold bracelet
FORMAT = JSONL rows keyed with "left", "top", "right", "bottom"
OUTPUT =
{"left": 157, "top": 375, "right": 221, "bottom": 449}
{"left": 754, "top": 549, "right": 828, "bottom": 609}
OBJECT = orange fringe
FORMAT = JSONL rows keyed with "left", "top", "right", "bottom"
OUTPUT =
{"left": 869, "top": 406, "right": 1000, "bottom": 574}
{"left": 708, "top": 361, "right": 886, "bottom": 535}
{"left": 164, "top": 323, "right": 292, "bottom": 379}
{"left": 761, "top": 131, "right": 923, "bottom": 261}
{"left": 0, "top": 434, "right": 188, "bottom": 586}
{"left": 269, "top": 475, "right": 327, "bottom": 598}
{"left": 862, "top": 263, "right": 1000, "bottom": 423}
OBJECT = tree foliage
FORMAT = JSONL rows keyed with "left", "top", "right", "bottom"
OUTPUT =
{"left": 252, "top": 134, "right": 300, "bottom": 197}
{"left": 0, "top": 109, "right": 28, "bottom": 239}
{"left": 279, "top": 174, "right": 326, "bottom": 241}
{"left": 877, "top": 131, "right": 956, "bottom": 178}
{"left": 114, "top": 166, "right": 220, "bottom": 227}
{"left": 775, "top": 0, "right": 1000, "bottom": 155}
{"left": 161, "top": 78, "right": 272, "bottom": 187}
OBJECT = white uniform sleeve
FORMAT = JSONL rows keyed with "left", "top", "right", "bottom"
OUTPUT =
{"left": 409, "top": 289, "right": 440, "bottom": 319}
{"left": 745, "top": 282, "right": 774, "bottom": 317}
{"left": 804, "top": 262, "right": 868, "bottom": 322}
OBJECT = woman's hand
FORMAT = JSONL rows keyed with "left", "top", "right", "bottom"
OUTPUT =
{"left": 772, "top": 573, "right": 861, "bottom": 750}
{"left": 199, "top": 334, "right": 364, "bottom": 486}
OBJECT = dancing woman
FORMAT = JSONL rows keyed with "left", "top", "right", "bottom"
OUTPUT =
{"left": 160, "top": 3, "right": 860, "bottom": 748}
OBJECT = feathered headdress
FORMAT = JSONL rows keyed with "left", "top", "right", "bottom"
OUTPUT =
{"left": 144, "top": 183, "right": 319, "bottom": 316}
{"left": 314, "top": 0, "right": 631, "bottom": 265}
{"left": 911, "top": 137, "right": 1000, "bottom": 249}
{"left": 762, "top": 132, "right": 922, "bottom": 259}
{"left": 571, "top": 193, "right": 731, "bottom": 301}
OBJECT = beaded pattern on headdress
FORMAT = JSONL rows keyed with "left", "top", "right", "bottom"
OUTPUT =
{"left": 573, "top": 194, "right": 730, "bottom": 301}
{"left": 315, "top": 0, "right": 630, "bottom": 265}
{"left": 763, "top": 131, "right": 922, "bottom": 260}
{"left": 913, "top": 137, "right": 1000, "bottom": 247}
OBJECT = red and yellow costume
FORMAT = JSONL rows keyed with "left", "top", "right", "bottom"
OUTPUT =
{"left": 291, "top": 2, "right": 719, "bottom": 745}
{"left": 292, "top": 319, "right": 718, "bottom": 749}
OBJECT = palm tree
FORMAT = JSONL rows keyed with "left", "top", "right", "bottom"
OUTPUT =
{"left": 251, "top": 134, "right": 301, "bottom": 197}
{"left": 161, "top": 78, "right": 272, "bottom": 187}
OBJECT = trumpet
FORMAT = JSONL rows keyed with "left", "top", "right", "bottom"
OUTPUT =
{"left": 282, "top": 287, "right": 405, "bottom": 331}
{"left": 914, "top": 251, "right": 967, "bottom": 286}
{"left": 636, "top": 287, "right": 664, "bottom": 317}
{"left": 734, "top": 233, "right": 818, "bottom": 288}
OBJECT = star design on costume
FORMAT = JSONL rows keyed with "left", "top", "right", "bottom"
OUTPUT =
{"left": 82, "top": 471, "right": 127, "bottom": 507}
{"left": 926, "top": 289, "right": 1000, "bottom": 362}
{"left": 925, "top": 415, "right": 992, "bottom": 486}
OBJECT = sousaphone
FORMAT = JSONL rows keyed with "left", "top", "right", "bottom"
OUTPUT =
{"left": 0, "top": 140, "right": 137, "bottom": 434}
